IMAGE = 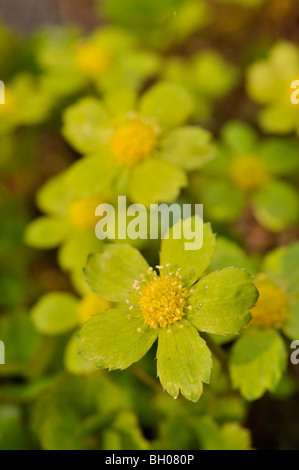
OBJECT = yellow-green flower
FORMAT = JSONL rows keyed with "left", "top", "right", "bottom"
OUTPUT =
{"left": 36, "top": 26, "right": 160, "bottom": 99}
{"left": 25, "top": 189, "right": 105, "bottom": 292}
{"left": 62, "top": 82, "right": 214, "bottom": 205}
{"left": 196, "top": 120, "right": 299, "bottom": 231}
{"left": 210, "top": 237, "right": 299, "bottom": 400}
{"left": 247, "top": 41, "right": 299, "bottom": 135}
{"left": 0, "top": 73, "right": 54, "bottom": 136}
{"left": 78, "top": 217, "right": 258, "bottom": 401}
{"left": 30, "top": 290, "right": 111, "bottom": 375}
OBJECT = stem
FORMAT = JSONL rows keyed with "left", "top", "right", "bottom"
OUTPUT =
{"left": 200, "top": 332, "right": 230, "bottom": 377}
{"left": 130, "top": 364, "right": 162, "bottom": 393}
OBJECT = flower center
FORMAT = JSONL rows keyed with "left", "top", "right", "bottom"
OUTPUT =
{"left": 250, "top": 274, "right": 287, "bottom": 329}
{"left": 68, "top": 195, "right": 102, "bottom": 229}
{"left": 230, "top": 154, "right": 269, "bottom": 192}
{"left": 78, "top": 293, "right": 111, "bottom": 324}
{"left": 109, "top": 116, "right": 158, "bottom": 166}
{"left": 131, "top": 266, "right": 191, "bottom": 329}
{"left": 75, "top": 41, "right": 110, "bottom": 77}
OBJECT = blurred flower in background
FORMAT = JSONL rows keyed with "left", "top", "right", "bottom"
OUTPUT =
{"left": 0, "top": 0, "right": 299, "bottom": 451}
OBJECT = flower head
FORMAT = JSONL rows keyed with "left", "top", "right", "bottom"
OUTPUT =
{"left": 36, "top": 26, "right": 160, "bottom": 99}
{"left": 25, "top": 186, "right": 105, "bottom": 289}
{"left": 247, "top": 41, "right": 299, "bottom": 136}
{"left": 74, "top": 40, "right": 111, "bottom": 78}
{"left": 62, "top": 82, "right": 214, "bottom": 206}
{"left": 212, "top": 237, "right": 299, "bottom": 401}
{"left": 109, "top": 114, "right": 159, "bottom": 166}
{"left": 78, "top": 217, "right": 258, "bottom": 401}
{"left": 249, "top": 274, "right": 287, "bottom": 329}
{"left": 199, "top": 120, "right": 299, "bottom": 232}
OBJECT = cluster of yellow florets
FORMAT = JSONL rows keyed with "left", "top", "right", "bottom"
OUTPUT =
{"left": 75, "top": 41, "right": 111, "bottom": 77}
{"left": 109, "top": 114, "right": 158, "bottom": 166}
{"left": 127, "top": 265, "right": 192, "bottom": 330}
{"left": 230, "top": 154, "right": 269, "bottom": 191}
{"left": 68, "top": 195, "right": 102, "bottom": 229}
{"left": 250, "top": 274, "right": 288, "bottom": 329}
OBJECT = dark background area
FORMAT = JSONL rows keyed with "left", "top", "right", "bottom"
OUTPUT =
{"left": 0, "top": 0, "right": 100, "bottom": 32}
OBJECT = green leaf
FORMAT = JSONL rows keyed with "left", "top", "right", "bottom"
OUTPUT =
{"left": 200, "top": 180, "right": 245, "bottom": 222}
{"left": 115, "top": 50, "right": 161, "bottom": 91}
{"left": 258, "top": 103, "right": 297, "bottom": 134}
{"left": 64, "top": 333, "right": 97, "bottom": 375}
{"left": 103, "top": 88, "right": 137, "bottom": 116}
{"left": 157, "top": 320, "right": 212, "bottom": 401}
{"left": 31, "top": 293, "right": 79, "bottom": 335}
{"left": 221, "top": 121, "right": 258, "bottom": 154}
{"left": 259, "top": 138, "right": 299, "bottom": 176}
{"left": 192, "top": 50, "right": 237, "bottom": 98}
{"left": 263, "top": 242, "right": 299, "bottom": 286}
{"left": 62, "top": 97, "right": 108, "bottom": 153}
{"left": 78, "top": 308, "right": 157, "bottom": 370}
{"left": 188, "top": 268, "right": 258, "bottom": 335}
{"left": 208, "top": 237, "right": 257, "bottom": 275}
{"left": 253, "top": 181, "right": 299, "bottom": 232}
{"left": 160, "top": 126, "right": 215, "bottom": 170}
{"left": 246, "top": 61, "right": 281, "bottom": 104}
{"left": 193, "top": 417, "right": 252, "bottom": 450}
{"left": 33, "top": 375, "right": 111, "bottom": 450}
{"left": 112, "top": 410, "right": 149, "bottom": 450}
{"left": 58, "top": 231, "right": 104, "bottom": 273}
{"left": 0, "top": 312, "right": 41, "bottom": 375}
{"left": 64, "top": 154, "right": 118, "bottom": 200}
{"left": 269, "top": 41, "right": 299, "bottom": 80}
{"left": 36, "top": 172, "right": 71, "bottom": 215}
{"left": 24, "top": 217, "right": 69, "bottom": 249}
{"left": 160, "top": 219, "right": 216, "bottom": 288}
{"left": 100, "top": 0, "right": 183, "bottom": 30}
{"left": 282, "top": 295, "right": 299, "bottom": 340}
{"left": 0, "top": 406, "right": 28, "bottom": 450}
{"left": 230, "top": 328, "right": 287, "bottom": 400}
{"left": 139, "top": 82, "right": 193, "bottom": 128}
{"left": 129, "top": 158, "right": 187, "bottom": 205}
{"left": 83, "top": 244, "right": 149, "bottom": 303}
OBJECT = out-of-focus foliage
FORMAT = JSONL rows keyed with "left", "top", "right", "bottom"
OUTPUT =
{"left": 195, "top": 121, "right": 299, "bottom": 231}
{"left": 98, "top": 0, "right": 212, "bottom": 49}
{"left": 247, "top": 42, "right": 299, "bottom": 136}
{"left": 1, "top": 0, "right": 299, "bottom": 451}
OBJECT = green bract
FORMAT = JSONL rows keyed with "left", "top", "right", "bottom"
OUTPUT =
{"left": 247, "top": 41, "right": 299, "bottom": 135}
{"left": 78, "top": 217, "right": 258, "bottom": 401}
{"left": 196, "top": 120, "right": 299, "bottom": 231}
